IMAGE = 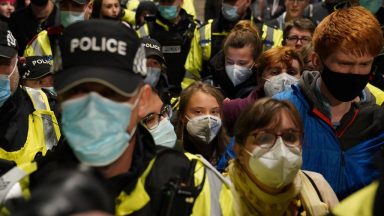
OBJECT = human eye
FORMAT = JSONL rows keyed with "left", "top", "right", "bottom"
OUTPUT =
{"left": 281, "top": 130, "right": 301, "bottom": 145}
{"left": 254, "top": 132, "right": 275, "bottom": 148}
{"left": 287, "top": 68, "right": 299, "bottom": 76}
{"left": 144, "top": 114, "right": 158, "bottom": 129}
{"left": 287, "top": 36, "right": 298, "bottom": 42}
{"left": 270, "top": 68, "right": 281, "bottom": 76}
{"left": 225, "top": 58, "right": 234, "bottom": 65}
{"left": 211, "top": 108, "right": 221, "bottom": 116}
{"left": 302, "top": 37, "right": 311, "bottom": 43}
{"left": 193, "top": 109, "right": 203, "bottom": 115}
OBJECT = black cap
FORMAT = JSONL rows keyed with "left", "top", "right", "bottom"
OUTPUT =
{"left": 141, "top": 37, "right": 165, "bottom": 64}
{"left": 19, "top": 56, "right": 53, "bottom": 80}
{"left": 54, "top": 20, "right": 147, "bottom": 97}
{"left": 0, "top": 21, "right": 17, "bottom": 58}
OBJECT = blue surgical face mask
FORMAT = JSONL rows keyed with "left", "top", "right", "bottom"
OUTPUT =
{"left": 359, "top": 0, "right": 381, "bottom": 14}
{"left": 0, "top": 59, "right": 17, "bottom": 107}
{"left": 144, "top": 67, "right": 162, "bottom": 87}
{"left": 222, "top": 3, "right": 239, "bottom": 21}
{"left": 148, "top": 117, "right": 176, "bottom": 148}
{"left": 158, "top": 5, "right": 179, "bottom": 20}
{"left": 60, "top": 11, "right": 85, "bottom": 28}
{"left": 61, "top": 92, "right": 140, "bottom": 166}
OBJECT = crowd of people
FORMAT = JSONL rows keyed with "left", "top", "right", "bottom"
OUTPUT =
{"left": 0, "top": 0, "right": 384, "bottom": 215}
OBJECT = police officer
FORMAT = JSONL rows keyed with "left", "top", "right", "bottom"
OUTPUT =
{"left": 23, "top": 0, "right": 92, "bottom": 57}
{"left": 182, "top": 0, "right": 283, "bottom": 89}
{"left": 136, "top": 0, "right": 197, "bottom": 96}
{"left": 18, "top": 56, "right": 56, "bottom": 94}
{"left": 0, "top": 22, "right": 61, "bottom": 166}
{"left": 23, "top": 19, "right": 234, "bottom": 216}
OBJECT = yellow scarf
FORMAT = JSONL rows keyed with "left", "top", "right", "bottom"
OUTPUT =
{"left": 228, "top": 160, "right": 329, "bottom": 216}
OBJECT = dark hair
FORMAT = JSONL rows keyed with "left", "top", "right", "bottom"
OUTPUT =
{"left": 14, "top": 168, "right": 114, "bottom": 216}
{"left": 91, "top": 0, "right": 122, "bottom": 19}
{"left": 282, "top": 18, "right": 315, "bottom": 45}
{"left": 176, "top": 82, "right": 229, "bottom": 154}
{"left": 223, "top": 20, "right": 263, "bottom": 60}
{"left": 234, "top": 98, "right": 303, "bottom": 146}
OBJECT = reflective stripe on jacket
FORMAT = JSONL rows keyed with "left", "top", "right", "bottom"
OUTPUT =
{"left": 182, "top": 20, "right": 283, "bottom": 89}
{"left": 115, "top": 152, "right": 234, "bottom": 216}
{"left": 23, "top": 30, "right": 52, "bottom": 57}
{"left": 0, "top": 87, "right": 61, "bottom": 165}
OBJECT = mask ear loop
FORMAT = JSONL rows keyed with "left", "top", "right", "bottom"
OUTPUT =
{"left": 8, "top": 58, "right": 18, "bottom": 78}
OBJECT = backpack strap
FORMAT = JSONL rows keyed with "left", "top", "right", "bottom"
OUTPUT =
{"left": 302, "top": 171, "right": 324, "bottom": 202}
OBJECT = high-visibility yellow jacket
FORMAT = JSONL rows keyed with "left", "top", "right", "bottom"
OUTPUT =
{"left": 23, "top": 26, "right": 63, "bottom": 57}
{"left": 123, "top": 0, "right": 197, "bottom": 26}
{"left": 367, "top": 83, "right": 384, "bottom": 106}
{"left": 115, "top": 152, "right": 234, "bottom": 216}
{"left": 182, "top": 19, "right": 283, "bottom": 89}
{"left": 332, "top": 181, "right": 379, "bottom": 216}
{"left": 0, "top": 87, "right": 61, "bottom": 165}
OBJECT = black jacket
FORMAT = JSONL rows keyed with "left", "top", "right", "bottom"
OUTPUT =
{"left": 147, "top": 9, "right": 196, "bottom": 91}
{"left": 209, "top": 49, "right": 257, "bottom": 99}
{"left": 0, "top": 87, "right": 58, "bottom": 153}
{"left": 9, "top": 4, "right": 59, "bottom": 55}
{"left": 29, "top": 125, "right": 196, "bottom": 215}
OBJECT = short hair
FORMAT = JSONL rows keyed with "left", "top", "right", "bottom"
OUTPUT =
{"left": 313, "top": 6, "right": 384, "bottom": 60}
{"left": 257, "top": 46, "right": 304, "bottom": 77}
{"left": 234, "top": 98, "right": 303, "bottom": 146}
{"left": 223, "top": 20, "right": 263, "bottom": 60}
{"left": 282, "top": 18, "right": 316, "bottom": 45}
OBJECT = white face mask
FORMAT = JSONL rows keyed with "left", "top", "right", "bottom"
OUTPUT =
{"left": 148, "top": 117, "right": 177, "bottom": 148}
{"left": 186, "top": 115, "right": 222, "bottom": 143}
{"left": 244, "top": 137, "right": 302, "bottom": 189}
{"left": 263, "top": 73, "right": 299, "bottom": 97}
{"left": 225, "top": 64, "right": 253, "bottom": 86}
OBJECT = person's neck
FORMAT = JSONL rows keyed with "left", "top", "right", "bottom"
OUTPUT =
{"left": 31, "top": 1, "right": 53, "bottom": 21}
{"left": 168, "top": 15, "right": 181, "bottom": 25}
{"left": 285, "top": 13, "right": 295, "bottom": 23}
{"left": 319, "top": 78, "right": 351, "bottom": 123}
{"left": 185, "top": 131, "right": 216, "bottom": 160}
{"left": 97, "top": 136, "right": 136, "bottom": 179}
{"left": 242, "top": 162, "right": 287, "bottom": 195}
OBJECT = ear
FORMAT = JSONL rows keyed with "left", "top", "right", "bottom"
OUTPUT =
{"left": 311, "top": 52, "right": 321, "bottom": 70}
{"left": 137, "top": 84, "right": 152, "bottom": 119}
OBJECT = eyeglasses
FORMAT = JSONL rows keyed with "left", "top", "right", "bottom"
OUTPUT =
{"left": 142, "top": 104, "right": 172, "bottom": 130}
{"left": 286, "top": 35, "right": 311, "bottom": 44}
{"left": 248, "top": 129, "right": 302, "bottom": 149}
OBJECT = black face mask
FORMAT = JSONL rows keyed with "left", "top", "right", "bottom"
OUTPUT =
{"left": 321, "top": 64, "right": 370, "bottom": 102}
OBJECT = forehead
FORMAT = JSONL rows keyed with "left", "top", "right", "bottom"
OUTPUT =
{"left": 288, "top": 27, "right": 312, "bottom": 36}
{"left": 61, "top": 82, "right": 132, "bottom": 102}
{"left": 325, "top": 49, "right": 374, "bottom": 63}
{"left": 186, "top": 91, "right": 219, "bottom": 109}
{"left": 102, "top": 0, "right": 119, "bottom": 4}
{"left": 226, "top": 46, "right": 253, "bottom": 60}
{"left": 254, "top": 109, "right": 297, "bottom": 133}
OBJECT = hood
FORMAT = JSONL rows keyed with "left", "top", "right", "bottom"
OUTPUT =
{"left": 299, "top": 70, "right": 377, "bottom": 117}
